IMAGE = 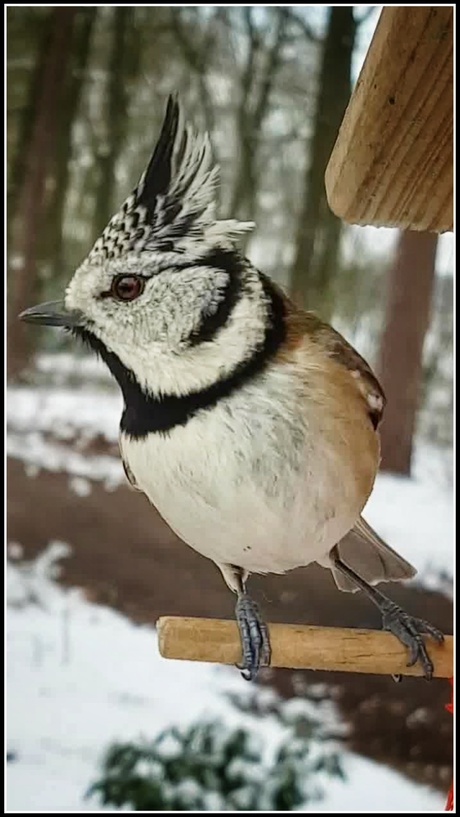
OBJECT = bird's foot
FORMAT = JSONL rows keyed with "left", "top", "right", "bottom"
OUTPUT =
{"left": 381, "top": 600, "right": 444, "bottom": 680}
{"left": 235, "top": 593, "right": 271, "bottom": 681}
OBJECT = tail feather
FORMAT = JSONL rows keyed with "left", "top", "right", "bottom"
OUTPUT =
{"left": 331, "top": 516, "right": 417, "bottom": 593}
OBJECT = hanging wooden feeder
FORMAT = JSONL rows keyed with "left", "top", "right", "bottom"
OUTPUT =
{"left": 325, "top": 6, "right": 453, "bottom": 233}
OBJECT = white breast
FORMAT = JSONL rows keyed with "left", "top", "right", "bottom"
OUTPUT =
{"left": 120, "top": 362, "right": 376, "bottom": 575}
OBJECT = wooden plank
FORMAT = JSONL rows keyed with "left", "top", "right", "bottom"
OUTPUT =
{"left": 325, "top": 7, "right": 453, "bottom": 232}
{"left": 157, "top": 617, "right": 453, "bottom": 678}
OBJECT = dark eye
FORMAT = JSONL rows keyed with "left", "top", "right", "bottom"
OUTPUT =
{"left": 111, "top": 275, "right": 144, "bottom": 302}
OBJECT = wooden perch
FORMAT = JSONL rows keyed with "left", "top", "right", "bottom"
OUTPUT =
{"left": 325, "top": 7, "right": 453, "bottom": 232}
{"left": 158, "top": 617, "right": 453, "bottom": 678}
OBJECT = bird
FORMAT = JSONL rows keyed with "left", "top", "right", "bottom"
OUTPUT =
{"left": 20, "top": 95, "right": 443, "bottom": 681}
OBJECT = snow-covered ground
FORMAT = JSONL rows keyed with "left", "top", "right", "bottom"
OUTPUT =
{"left": 6, "top": 548, "right": 447, "bottom": 813}
{"left": 6, "top": 364, "right": 453, "bottom": 811}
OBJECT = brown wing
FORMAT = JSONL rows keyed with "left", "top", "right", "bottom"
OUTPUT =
{"left": 321, "top": 323, "right": 385, "bottom": 429}
{"left": 283, "top": 303, "right": 386, "bottom": 429}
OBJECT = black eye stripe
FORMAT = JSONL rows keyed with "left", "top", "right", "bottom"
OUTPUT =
{"left": 187, "top": 251, "right": 245, "bottom": 347}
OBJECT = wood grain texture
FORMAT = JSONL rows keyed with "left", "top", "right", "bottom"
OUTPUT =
{"left": 325, "top": 7, "right": 453, "bottom": 232}
{"left": 158, "top": 617, "right": 453, "bottom": 678}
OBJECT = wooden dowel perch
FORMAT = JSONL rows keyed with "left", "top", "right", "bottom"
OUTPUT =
{"left": 158, "top": 617, "right": 453, "bottom": 678}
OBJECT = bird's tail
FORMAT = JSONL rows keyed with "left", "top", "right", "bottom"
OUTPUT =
{"left": 330, "top": 516, "right": 417, "bottom": 593}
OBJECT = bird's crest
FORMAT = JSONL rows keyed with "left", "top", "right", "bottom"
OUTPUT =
{"left": 88, "top": 95, "right": 253, "bottom": 263}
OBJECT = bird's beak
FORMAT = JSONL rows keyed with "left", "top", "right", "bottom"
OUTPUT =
{"left": 18, "top": 300, "right": 84, "bottom": 328}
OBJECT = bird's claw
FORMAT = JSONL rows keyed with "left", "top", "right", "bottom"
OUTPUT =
{"left": 381, "top": 601, "right": 444, "bottom": 681}
{"left": 235, "top": 593, "right": 271, "bottom": 681}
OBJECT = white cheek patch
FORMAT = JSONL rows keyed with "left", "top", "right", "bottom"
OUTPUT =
{"left": 123, "top": 268, "right": 230, "bottom": 347}
{"left": 100, "top": 270, "right": 268, "bottom": 397}
{"left": 64, "top": 256, "right": 115, "bottom": 315}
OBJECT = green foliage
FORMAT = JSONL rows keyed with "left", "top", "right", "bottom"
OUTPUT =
{"left": 88, "top": 706, "right": 345, "bottom": 811}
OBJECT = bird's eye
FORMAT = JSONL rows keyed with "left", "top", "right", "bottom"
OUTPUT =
{"left": 111, "top": 275, "right": 144, "bottom": 302}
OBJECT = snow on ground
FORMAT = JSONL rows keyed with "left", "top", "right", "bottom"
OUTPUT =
{"left": 7, "top": 429, "right": 124, "bottom": 492}
{"left": 7, "top": 382, "right": 124, "bottom": 489}
{"left": 35, "top": 352, "right": 111, "bottom": 383}
{"left": 363, "top": 448, "right": 453, "bottom": 596}
{"left": 6, "top": 549, "right": 446, "bottom": 813}
{"left": 7, "top": 384, "right": 121, "bottom": 443}
{"left": 312, "top": 753, "right": 446, "bottom": 813}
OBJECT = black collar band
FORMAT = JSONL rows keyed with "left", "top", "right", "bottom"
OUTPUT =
{"left": 74, "top": 275, "right": 286, "bottom": 438}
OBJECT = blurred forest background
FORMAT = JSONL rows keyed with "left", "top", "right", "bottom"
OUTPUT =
{"left": 6, "top": 5, "right": 453, "bottom": 471}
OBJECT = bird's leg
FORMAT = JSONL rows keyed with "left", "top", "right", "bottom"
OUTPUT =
{"left": 218, "top": 563, "right": 271, "bottom": 681}
{"left": 333, "top": 557, "right": 444, "bottom": 680}
{"left": 235, "top": 591, "right": 271, "bottom": 682}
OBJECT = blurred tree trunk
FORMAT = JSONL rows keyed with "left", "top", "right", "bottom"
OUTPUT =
{"left": 289, "top": 7, "right": 356, "bottom": 317}
{"left": 229, "top": 7, "right": 290, "bottom": 225}
{"left": 92, "top": 7, "right": 134, "bottom": 241}
{"left": 7, "top": 12, "right": 53, "bottom": 241}
{"left": 377, "top": 231, "right": 438, "bottom": 476}
{"left": 45, "top": 8, "right": 97, "bottom": 281}
{"left": 7, "top": 8, "right": 76, "bottom": 381}
{"left": 313, "top": 202, "right": 343, "bottom": 311}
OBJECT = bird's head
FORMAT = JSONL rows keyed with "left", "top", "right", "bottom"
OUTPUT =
{"left": 20, "top": 96, "right": 285, "bottom": 414}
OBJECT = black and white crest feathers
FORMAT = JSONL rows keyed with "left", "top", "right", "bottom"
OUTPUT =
{"left": 88, "top": 96, "right": 253, "bottom": 263}
{"left": 137, "top": 94, "right": 181, "bottom": 216}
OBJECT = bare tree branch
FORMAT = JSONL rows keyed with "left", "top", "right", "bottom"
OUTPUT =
{"left": 169, "top": 9, "right": 216, "bottom": 135}
{"left": 355, "top": 6, "right": 379, "bottom": 26}
{"left": 254, "top": 8, "right": 290, "bottom": 128}
{"left": 285, "top": 9, "right": 321, "bottom": 43}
